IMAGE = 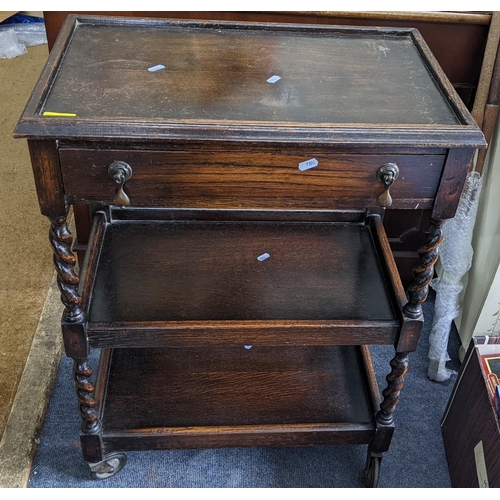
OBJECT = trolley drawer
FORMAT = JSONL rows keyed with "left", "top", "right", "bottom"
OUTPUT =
{"left": 59, "top": 148, "right": 445, "bottom": 210}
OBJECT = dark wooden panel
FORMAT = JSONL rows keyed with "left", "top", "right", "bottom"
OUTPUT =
{"left": 80, "top": 434, "right": 104, "bottom": 464}
{"left": 27, "top": 140, "right": 66, "bottom": 217}
{"left": 72, "top": 205, "right": 92, "bottom": 244}
{"left": 384, "top": 209, "right": 432, "bottom": 250}
{"left": 59, "top": 149, "right": 445, "bottom": 210}
{"left": 432, "top": 148, "right": 475, "bottom": 219}
{"left": 109, "top": 207, "right": 367, "bottom": 223}
{"left": 87, "top": 321, "right": 399, "bottom": 349}
{"left": 102, "top": 346, "right": 374, "bottom": 430}
{"left": 103, "top": 424, "right": 375, "bottom": 451}
{"left": 441, "top": 346, "right": 500, "bottom": 487}
{"left": 57, "top": 141, "right": 448, "bottom": 154}
{"left": 88, "top": 219, "right": 396, "bottom": 323}
{"left": 384, "top": 208, "right": 432, "bottom": 287}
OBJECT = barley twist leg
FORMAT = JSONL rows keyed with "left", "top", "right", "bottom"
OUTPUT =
{"left": 376, "top": 352, "right": 409, "bottom": 426}
{"left": 403, "top": 218, "right": 443, "bottom": 319}
{"left": 49, "top": 215, "right": 84, "bottom": 323}
{"left": 74, "top": 359, "right": 100, "bottom": 434}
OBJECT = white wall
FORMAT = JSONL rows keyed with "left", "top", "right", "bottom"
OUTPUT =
{"left": 455, "top": 117, "right": 500, "bottom": 353}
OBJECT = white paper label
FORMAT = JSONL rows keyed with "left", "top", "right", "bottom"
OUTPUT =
{"left": 266, "top": 75, "right": 281, "bottom": 83}
{"left": 257, "top": 253, "right": 270, "bottom": 261}
{"left": 298, "top": 158, "right": 318, "bottom": 171}
{"left": 148, "top": 64, "right": 165, "bottom": 72}
{"left": 474, "top": 441, "right": 489, "bottom": 488}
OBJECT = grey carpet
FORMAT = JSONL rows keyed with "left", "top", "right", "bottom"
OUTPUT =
{"left": 28, "top": 290, "right": 459, "bottom": 487}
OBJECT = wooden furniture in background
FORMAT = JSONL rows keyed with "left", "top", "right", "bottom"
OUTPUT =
{"left": 15, "top": 15, "right": 485, "bottom": 485}
{"left": 41, "top": 11, "right": 498, "bottom": 288}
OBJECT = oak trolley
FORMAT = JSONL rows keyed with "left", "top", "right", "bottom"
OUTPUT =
{"left": 15, "top": 15, "right": 485, "bottom": 486}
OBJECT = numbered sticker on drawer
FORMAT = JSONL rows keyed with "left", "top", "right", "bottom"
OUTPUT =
{"left": 298, "top": 158, "right": 318, "bottom": 171}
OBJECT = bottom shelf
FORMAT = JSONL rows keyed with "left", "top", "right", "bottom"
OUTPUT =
{"left": 95, "top": 345, "right": 379, "bottom": 452}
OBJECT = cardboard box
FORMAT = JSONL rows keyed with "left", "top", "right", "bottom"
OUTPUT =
{"left": 0, "top": 12, "right": 18, "bottom": 23}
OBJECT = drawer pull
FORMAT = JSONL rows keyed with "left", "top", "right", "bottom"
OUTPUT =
{"left": 108, "top": 161, "right": 133, "bottom": 207}
{"left": 376, "top": 163, "right": 399, "bottom": 208}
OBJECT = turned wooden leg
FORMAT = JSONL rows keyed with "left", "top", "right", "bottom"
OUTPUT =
{"left": 403, "top": 218, "right": 444, "bottom": 319}
{"left": 376, "top": 352, "right": 409, "bottom": 426}
{"left": 74, "top": 359, "right": 101, "bottom": 434}
{"left": 49, "top": 214, "right": 101, "bottom": 436}
{"left": 49, "top": 215, "right": 84, "bottom": 323}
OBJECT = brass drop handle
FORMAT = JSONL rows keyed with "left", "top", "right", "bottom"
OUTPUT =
{"left": 376, "top": 163, "right": 399, "bottom": 208}
{"left": 108, "top": 161, "right": 133, "bottom": 207}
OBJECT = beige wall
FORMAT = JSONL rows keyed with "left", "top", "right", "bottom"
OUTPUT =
{"left": 455, "top": 117, "right": 500, "bottom": 352}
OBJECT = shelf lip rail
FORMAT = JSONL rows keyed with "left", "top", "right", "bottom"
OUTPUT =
{"left": 86, "top": 320, "right": 401, "bottom": 349}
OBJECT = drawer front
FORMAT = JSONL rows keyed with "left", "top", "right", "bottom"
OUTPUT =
{"left": 59, "top": 149, "right": 445, "bottom": 210}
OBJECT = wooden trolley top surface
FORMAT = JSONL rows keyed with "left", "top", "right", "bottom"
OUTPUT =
{"left": 14, "top": 15, "right": 485, "bottom": 147}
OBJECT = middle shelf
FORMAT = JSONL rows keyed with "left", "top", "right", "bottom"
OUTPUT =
{"left": 78, "top": 208, "right": 405, "bottom": 349}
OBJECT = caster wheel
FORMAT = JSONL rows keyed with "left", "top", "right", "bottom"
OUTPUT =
{"left": 364, "top": 454, "right": 381, "bottom": 488}
{"left": 89, "top": 452, "right": 127, "bottom": 480}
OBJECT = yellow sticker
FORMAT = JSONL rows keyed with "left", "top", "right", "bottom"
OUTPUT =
{"left": 43, "top": 111, "right": 77, "bottom": 117}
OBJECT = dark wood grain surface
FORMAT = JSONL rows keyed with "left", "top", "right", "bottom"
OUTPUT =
{"left": 102, "top": 345, "right": 373, "bottom": 429}
{"left": 88, "top": 219, "right": 395, "bottom": 323}
{"left": 42, "top": 24, "right": 460, "bottom": 126}
{"left": 42, "top": 11, "right": 491, "bottom": 113}
{"left": 27, "top": 140, "right": 66, "bottom": 217}
{"left": 59, "top": 148, "right": 445, "bottom": 210}
{"left": 441, "top": 346, "right": 500, "bottom": 487}
{"left": 14, "top": 16, "right": 485, "bottom": 149}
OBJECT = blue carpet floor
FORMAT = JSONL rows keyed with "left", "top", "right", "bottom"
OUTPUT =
{"left": 28, "top": 291, "right": 460, "bottom": 488}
